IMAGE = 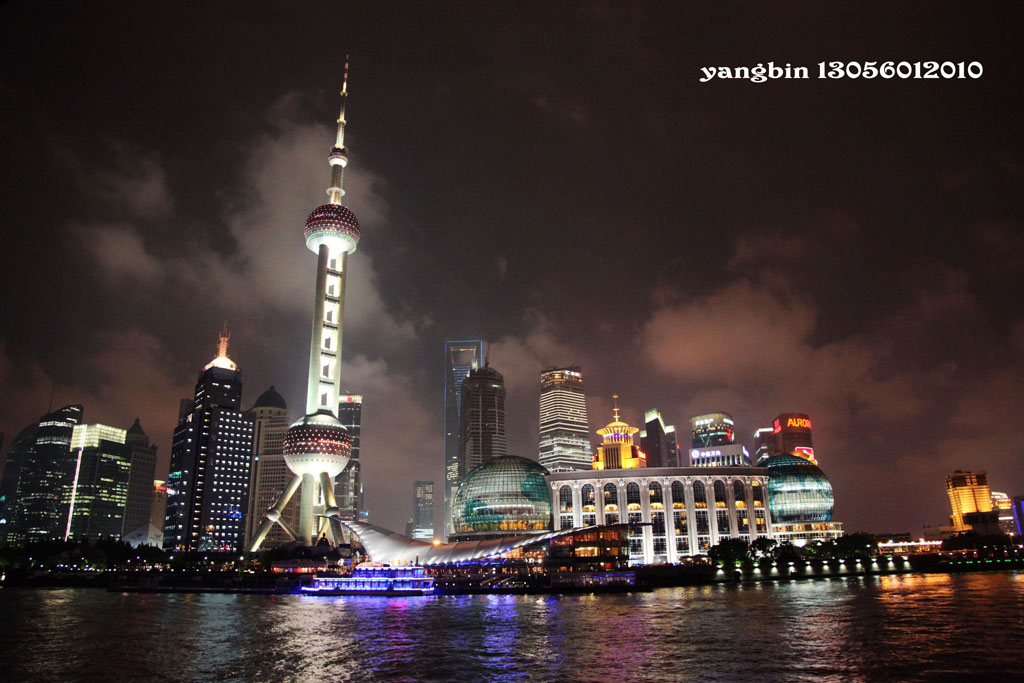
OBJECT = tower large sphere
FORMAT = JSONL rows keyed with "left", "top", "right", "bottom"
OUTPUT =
{"left": 304, "top": 204, "right": 360, "bottom": 255}
{"left": 283, "top": 410, "right": 352, "bottom": 478}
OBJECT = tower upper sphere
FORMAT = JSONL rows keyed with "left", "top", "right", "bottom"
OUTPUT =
{"left": 304, "top": 203, "right": 360, "bottom": 254}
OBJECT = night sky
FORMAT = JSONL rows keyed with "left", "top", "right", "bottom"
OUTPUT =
{"left": 1, "top": 2, "right": 1021, "bottom": 535}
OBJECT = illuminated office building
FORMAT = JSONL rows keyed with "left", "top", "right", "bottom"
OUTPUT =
{"left": 991, "top": 492, "right": 1015, "bottom": 535}
{"left": 690, "top": 444, "right": 750, "bottom": 467}
{"left": 15, "top": 404, "right": 82, "bottom": 542}
{"left": 121, "top": 419, "right": 159, "bottom": 539}
{"left": 946, "top": 470, "right": 1000, "bottom": 534}
{"left": 336, "top": 394, "right": 364, "bottom": 523}
{"left": 64, "top": 423, "right": 131, "bottom": 541}
{"left": 639, "top": 409, "right": 678, "bottom": 468}
{"left": 457, "top": 364, "right": 508, "bottom": 483}
{"left": 1013, "top": 495, "right": 1024, "bottom": 537}
{"left": 164, "top": 329, "right": 255, "bottom": 552}
{"left": 444, "top": 339, "right": 483, "bottom": 538}
{"left": 549, "top": 465, "right": 771, "bottom": 564}
{"left": 451, "top": 456, "right": 550, "bottom": 542}
{"left": 245, "top": 386, "right": 293, "bottom": 549}
{"left": 538, "top": 366, "right": 591, "bottom": 472}
{"left": 772, "top": 413, "right": 816, "bottom": 463}
{"left": 250, "top": 68, "right": 364, "bottom": 550}
{"left": 753, "top": 427, "right": 774, "bottom": 465}
{"left": 409, "top": 480, "right": 434, "bottom": 541}
{"left": 0, "top": 422, "right": 37, "bottom": 545}
{"left": 593, "top": 398, "right": 645, "bottom": 470}
{"left": 690, "top": 412, "right": 735, "bottom": 448}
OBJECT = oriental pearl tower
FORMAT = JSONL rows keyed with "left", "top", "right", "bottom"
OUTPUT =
{"left": 249, "top": 61, "right": 359, "bottom": 550}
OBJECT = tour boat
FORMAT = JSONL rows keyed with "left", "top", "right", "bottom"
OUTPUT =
{"left": 301, "top": 562, "right": 434, "bottom": 596}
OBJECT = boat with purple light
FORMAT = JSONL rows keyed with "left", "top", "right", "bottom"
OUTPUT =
{"left": 301, "top": 562, "right": 434, "bottom": 596}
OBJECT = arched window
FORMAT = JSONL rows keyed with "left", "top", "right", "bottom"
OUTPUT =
{"left": 603, "top": 483, "right": 618, "bottom": 511}
{"left": 714, "top": 480, "right": 727, "bottom": 508}
{"left": 752, "top": 479, "right": 765, "bottom": 505}
{"left": 649, "top": 481, "right": 663, "bottom": 507}
{"left": 693, "top": 480, "right": 707, "bottom": 508}
{"left": 581, "top": 484, "right": 595, "bottom": 509}
{"left": 671, "top": 480, "right": 686, "bottom": 509}
{"left": 559, "top": 485, "right": 573, "bottom": 513}
{"left": 626, "top": 482, "right": 641, "bottom": 509}
{"left": 733, "top": 480, "right": 746, "bottom": 508}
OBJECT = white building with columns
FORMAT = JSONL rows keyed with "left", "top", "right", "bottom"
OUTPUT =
{"left": 547, "top": 466, "right": 773, "bottom": 565}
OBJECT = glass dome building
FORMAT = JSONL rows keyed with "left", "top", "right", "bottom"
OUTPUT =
{"left": 765, "top": 454, "right": 834, "bottom": 523}
{"left": 451, "top": 456, "right": 552, "bottom": 541}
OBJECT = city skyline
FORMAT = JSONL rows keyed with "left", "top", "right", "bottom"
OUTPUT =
{"left": 1, "top": 4, "right": 1022, "bottom": 535}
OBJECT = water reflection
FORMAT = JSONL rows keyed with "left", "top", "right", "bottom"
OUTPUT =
{"left": 0, "top": 573, "right": 1022, "bottom": 681}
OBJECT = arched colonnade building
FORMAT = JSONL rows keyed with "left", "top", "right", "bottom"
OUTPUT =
{"left": 547, "top": 467, "right": 773, "bottom": 565}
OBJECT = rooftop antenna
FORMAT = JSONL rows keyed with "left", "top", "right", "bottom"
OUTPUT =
{"left": 612, "top": 394, "right": 620, "bottom": 421}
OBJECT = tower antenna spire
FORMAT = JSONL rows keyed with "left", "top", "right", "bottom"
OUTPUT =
{"left": 327, "top": 54, "right": 351, "bottom": 205}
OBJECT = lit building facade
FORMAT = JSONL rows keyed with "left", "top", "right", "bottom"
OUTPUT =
{"left": 990, "top": 492, "right": 1015, "bottom": 535}
{"left": 772, "top": 413, "right": 815, "bottom": 463}
{"left": 593, "top": 399, "right": 645, "bottom": 470}
{"left": 410, "top": 480, "right": 434, "bottom": 541}
{"left": 245, "top": 386, "right": 293, "bottom": 549}
{"left": 122, "top": 419, "right": 159, "bottom": 538}
{"left": 0, "top": 422, "right": 37, "bottom": 545}
{"left": 538, "top": 366, "right": 591, "bottom": 472}
{"left": 690, "top": 412, "right": 734, "bottom": 448}
{"left": 457, "top": 364, "right": 508, "bottom": 482}
{"left": 164, "top": 329, "right": 255, "bottom": 552}
{"left": 1013, "top": 495, "right": 1024, "bottom": 537}
{"left": 443, "top": 340, "right": 483, "bottom": 540}
{"left": 451, "top": 456, "right": 551, "bottom": 542}
{"left": 548, "top": 466, "right": 772, "bottom": 564}
{"left": 689, "top": 443, "right": 750, "bottom": 467}
{"left": 336, "top": 394, "right": 364, "bottom": 523}
{"left": 946, "top": 470, "right": 1000, "bottom": 534}
{"left": 64, "top": 423, "right": 131, "bottom": 541}
{"left": 639, "top": 409, "right": 678, "bottom": 468}
{"left": 752, "top": 427, "right": 774, "bottom": 466}
{"left": 15, "top": 404, "right": 82, "bottom": 543}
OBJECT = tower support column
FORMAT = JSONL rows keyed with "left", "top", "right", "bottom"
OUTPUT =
{"left": 300, "top": 472, "right": 315, "bottom": 545}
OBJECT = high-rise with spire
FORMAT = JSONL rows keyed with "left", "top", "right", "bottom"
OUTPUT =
{"left": 249, "top": 62, "right": 360, "bottom": 550}
{"left": 163, "top": 327, "right": 255, "bottom": 552}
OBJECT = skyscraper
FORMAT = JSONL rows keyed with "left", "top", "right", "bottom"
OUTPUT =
{"left": 772, "top": 413, "right": 816, "bottom": 463}
{"left": 752, "top": 427, "right": 775, "bottom": 466}
{"left": 244, "top": 386, "right": 293, "bottom": 549}
{"left": 458, "top": 364, "right": 508, "bottom": 483}
{"left": 690, "top": 412, "right": 735, "bottom": 447}
{"left": 689, "top": 411, "right": 747, "bottom": 467}
{"left": 250, "top": 66, "right": 360, "bottom": 550}
{"left": 946, "top": 470, "right": 1000, "bottom": 534}
{"left": 0, "top": 422, "right": 37, "bottom": 545}
{"left": 538, "top": 366, "right": 591, "bottom": 472}
{"left": 593, "top": 397, "right": 646, "bottom": 470}
{"left": 15, "top": 404, "right": 82, "bottom": 543}
{"left": 336, "top": 393, "right": 364, "bottom": 523}
{"left": 443, "top": 340, "right": 483, "bottom": 539}
{"left": 639, "top": 408, "right": 676, "bottom": 468}
{"left": 164, "top": 328, "right": 254, "bottom": 552}
{"left": 64, "top": 423, "right": 131, "bottom": 541}
{"left": 410, "top": 480, "right": 434, "bottom": 541}
{"left": 122, "top": 418, "right": 159, "bottom": 539}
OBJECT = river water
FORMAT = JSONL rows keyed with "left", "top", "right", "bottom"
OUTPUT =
{"left": 1, "top": 572, "right": 1022, "bottom": 681}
